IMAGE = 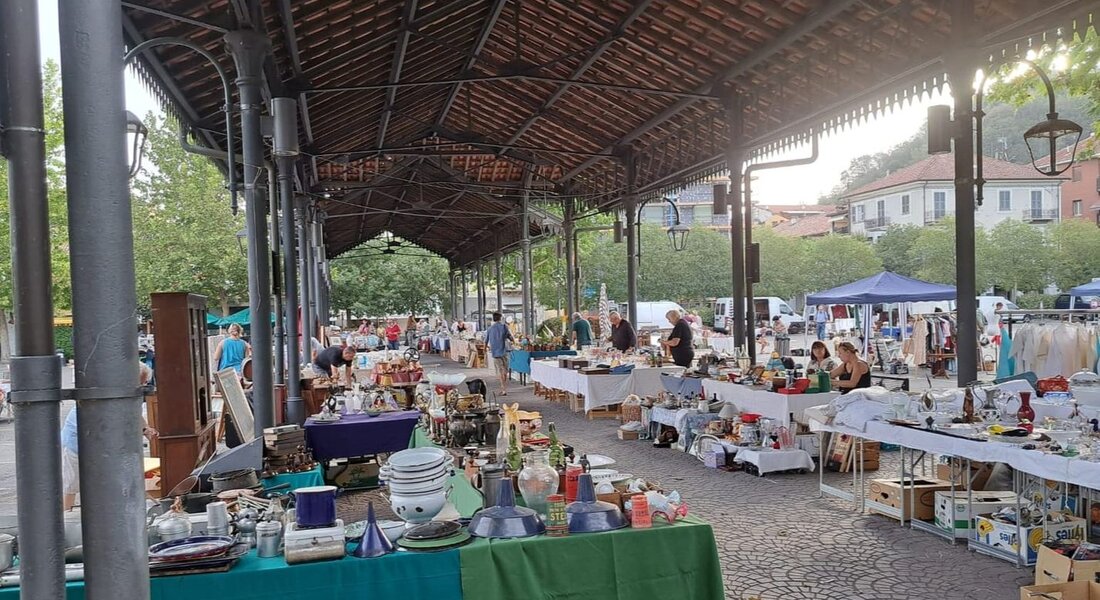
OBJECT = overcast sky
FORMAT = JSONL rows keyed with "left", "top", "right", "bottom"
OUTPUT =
{"left": 35, "top": 1, "right": 937, "bottom": 205}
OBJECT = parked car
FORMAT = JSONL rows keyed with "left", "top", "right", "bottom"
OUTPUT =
{"left": 977, "top": 295, "right": 1028, "bottom": 325}
{"left": 1054, "top": 294, "right": 1099, "bottom": 310}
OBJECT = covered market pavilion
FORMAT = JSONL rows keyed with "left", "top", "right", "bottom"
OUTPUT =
{"left": 1, "top": 0, "right": 1098, "bottom": 597}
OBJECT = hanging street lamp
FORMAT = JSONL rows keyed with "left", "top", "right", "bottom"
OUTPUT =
{"left": 1018, "top": 59, "right": 1083, "bottom": 176}
{"left": 124, "top": 110, "right": 148, "bottom": 179}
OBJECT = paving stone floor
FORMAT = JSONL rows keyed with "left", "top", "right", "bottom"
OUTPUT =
{"left": 399, "top": 354, "right": 1031, "bottom": 600}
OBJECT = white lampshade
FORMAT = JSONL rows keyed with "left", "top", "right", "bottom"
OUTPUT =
{"left": 718, "top": 403, "right": 739, "bottom": 419}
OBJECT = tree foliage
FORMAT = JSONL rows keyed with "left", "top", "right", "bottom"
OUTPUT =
{"left": 986, "top": 220, "right": 1050, "bottom": 294}
{"left": 1049, "top": 219, "right": 1100, "bottom": 291}
{"left": 874, "top": 225, "right": 923, "bottom": 277}
{"left": 0, "top": 60, "right": 71, "bottom": 310}
{"left": 329, "top": 245, "right": 449, "bottom": 317}
{"left": 130, "top": 115, "right": 248, "bottom": 314}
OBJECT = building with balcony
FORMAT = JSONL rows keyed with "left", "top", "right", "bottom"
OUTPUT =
{"left": 843, "top": 153, "right": 1065, "bottom": 241}
{"left": 637, "top": 180, "right": 827, "bottom": 236}
{"left": 1055, "top": 135, "right": 1100, "bottom": 224}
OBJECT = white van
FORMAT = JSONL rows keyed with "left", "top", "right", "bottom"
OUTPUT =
{"left": 632, "top": 301, "right": 687, "bottom": 331}
{"left": 713, "top": 297, "right": 805, "bottom": 334}
{"left": 977, "top": 295, "right": 1026, "bottom": 325}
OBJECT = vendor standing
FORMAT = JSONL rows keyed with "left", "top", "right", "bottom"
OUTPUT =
{"left": 661, "top": 309, "right": 694, "bottom": 367}
{"left": 213, "top": 323, "right": 251, "bottom": 375}
{"left": 312, "top": 345, "right": 357, "bottom": 386}
{"left": 570, "top": 312, "right": 594, "bottom": 349}
{"left": 385, "top": 319, "right": 401, "bottom": 350}
{"left": 485, "top": 312, "right": 514, "bottom": 396}
{"left": 608, "top": 311, "right": 636, "bottom": 352}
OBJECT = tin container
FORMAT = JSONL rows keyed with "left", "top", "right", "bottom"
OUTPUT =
{"left": 630, "top": 494, "right": 652, "bottom": 529}
{"left": 256, "top": 520, "right": 282, "bottom": 557}
{"left": 564, "top": 466, "right": 583, "bottom": 503}
{"left": 545, "top": 494, "right": 568, "bottom": 537}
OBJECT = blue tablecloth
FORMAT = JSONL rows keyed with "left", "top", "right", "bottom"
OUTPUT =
{"left": 261, "top": 464, "right": 324, "bottom": 492}
{"left": 508, "top": 350, "right": 575, "bottom": 375}
{"left": 305, "top": 410, "right": 421, "bottom": 461}
{"left": 661, "top": 372, "right": 704, "bottom": 397}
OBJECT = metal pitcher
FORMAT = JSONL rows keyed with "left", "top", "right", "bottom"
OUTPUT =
{"left": 476, "top": 464, "right": 506, "bottom": 509}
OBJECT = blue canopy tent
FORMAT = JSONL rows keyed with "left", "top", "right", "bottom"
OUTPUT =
{"left": 221, "top": 308, "right": 277, "bottom": 329}
{"left": 806, "top": 271, "right": 957, "bottom": 305}
{"left": 1069, "top": 280, "right": 1100, "bottom": 296}
{"left": 807, "top": 272, "right": 957, "bottom": 357}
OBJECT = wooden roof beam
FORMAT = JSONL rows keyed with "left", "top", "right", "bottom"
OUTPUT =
{"left": 377, "top": 0, "right": 419, "bottom": 149}
{"left": 500, "top": 0, "right": 656, "bottom": 149}
{"left": 560, "top": 0, "right": 863, "bottom": 182}
{"left": 434, "top": 0, "right": 508, "bottom": 130}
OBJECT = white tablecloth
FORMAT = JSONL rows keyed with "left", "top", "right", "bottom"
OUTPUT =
{"left": 733, "top": 447, "right": 816, "bottom": 475}
{"left": 650, "top": 406, "right": 705, "bottom": 432}
{"left": 529, "top": 361, "right": 684, "bottom": 411}
{"left": 702, "top": 379, "right": 840, "bottom": 428}
{"left": 806, "top": 407, "right": 1100, "bottom": 490}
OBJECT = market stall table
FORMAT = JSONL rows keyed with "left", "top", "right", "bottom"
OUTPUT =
{"left": 507, "top": 349, "right": 575, "bottom": 385}
{"left": 660, "top": 372, "right": 704, "bottom": 397}
{"left": 305, "top": 410, "right": 420, "bottom": 461}
{"left": 648, "top": 406, "right": 720, "bottom": 450}
{"left": 707, "top": 336, "right": 738, "bottom": 354}
{"left": 731, "top": 447, "right": 816, "bottom": 476}
{"left": 261, "top": 464, "right": 324, "bottom": 492}
{"left": 704, "top": 379, "right": 840, "bottom": 428}
{"left": 529, "top": 360, "right": 685, "bottom": 412}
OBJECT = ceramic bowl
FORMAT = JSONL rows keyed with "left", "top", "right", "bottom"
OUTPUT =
{"left": 387, "top": 448, "right": 450, "bottom": 470}
{"left": 378, "top": 519, "right": 407, "bottom": 543}
{"left": 389, "top": 475, "right": 451, "bottom": 495}
{"left": 386, "top": 464, "right": 452, "bottom": 483}
{"left": 389, "top": 489, "right": 449, "bottom": 523}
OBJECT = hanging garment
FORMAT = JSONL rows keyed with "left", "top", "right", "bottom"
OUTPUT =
{"left": 997, "top": 325, "right": 1015, "bottom": 379}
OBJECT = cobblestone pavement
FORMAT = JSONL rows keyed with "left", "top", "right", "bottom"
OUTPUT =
{"left": 405, "top": 355, "right": 1030, "bottom": 600}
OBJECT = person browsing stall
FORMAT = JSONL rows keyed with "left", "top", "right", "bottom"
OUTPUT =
{"left": 212, "top": 323, "right": 251, "bottom": 375}
{"left": 660, "top": 309, "right": 694, "bottom": 367}
{"left": 608, "top": 311, "right": 637, "bottom": 352}
{"left": 814, "top": 305, "right": 830, "bottom": 340}
{"left": 807, "top": 340, "right": 837, "bottom": 373}
{"left": 385, "top": 319, "right": 401, "bottom": 350}
{"left": 571, "top": 312, "right": 594, "bottom": 349}
{"left": 485, "top": 312, "right": 514, "bottom": 396}
{"left": 313, "top": 345, "right": 357, "bottom": 386}
{"left": 830, "top": 341, "right": 871, "bottom": 393}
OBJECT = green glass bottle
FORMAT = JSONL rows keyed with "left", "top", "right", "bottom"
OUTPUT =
{"left": 547, "top": 422, "right": 565, "bottom": 469}
{"left": 506, "top": 423, "right": 523, "bottom": 472}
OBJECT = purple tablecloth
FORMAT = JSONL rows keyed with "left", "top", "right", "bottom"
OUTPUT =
{"left": 305, "top": 410, "right": 421, "bottom": 461}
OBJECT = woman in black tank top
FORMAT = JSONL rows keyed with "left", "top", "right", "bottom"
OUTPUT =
{"left": 829, "top": 341, "right": 871, "bottom": 394}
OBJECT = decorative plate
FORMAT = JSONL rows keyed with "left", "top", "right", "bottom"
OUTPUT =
{"left": 582, "top": 454, "right": 616, "bottom": 468}
{"left": 589, "top": 469, "right": 632, "bottom": 484}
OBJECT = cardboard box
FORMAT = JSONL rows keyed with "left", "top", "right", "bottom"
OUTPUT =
{"left": 1035, "top": 544, "right": 1100, "bottom": 585}
{"left": 867, "top": 478, "right": 953, "bottom": 522}
{"left": 934, "top": 490, "right": 1017, "bottom": 537}
{"left": 974, "top": 513, "right": 1087, "bottom": 565}
{"left": 936, "top": 459, "right": 993, "bottom": 491}
{"left": 617, "top": 429, "right": 640, "bottom": 441}
{"left": 1020, "top": 580, "right": 1100, "bottom": 600}
{"left": 327, "top": 461, "right": 379, "bottom": 488}
{"left": 795, "top": 434, "right": 820, "bottom": 458}
{"left": 703, "top": 448, "right": 727, "bottom": 468}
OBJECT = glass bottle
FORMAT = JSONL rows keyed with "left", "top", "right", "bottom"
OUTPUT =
{"left": 518, "top": 449, "right": 560, "bottom": 518}
{"left": 1017, "top": 391, "right": 1036, "bottom": 422}
{"left": 547, "top": 422, "right": 565, "bottom": 469}
{"left": 505, "top": 424, "right": 522, "bottom": 472}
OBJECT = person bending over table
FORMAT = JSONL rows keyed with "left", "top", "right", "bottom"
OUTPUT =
{"left": 830, "top": 341, "right": 871, "bottom": 393}
{"left": 313, "top": 345, "right": 357, "bottom": 386}
{"left": 661, "top": 309, "right": 694, "bottom": 367}
{"left": 571, "top": 312, "right": 594, "bottom": 349}
{"left": 609, "top": 311, "right": 636, "bottom": 352}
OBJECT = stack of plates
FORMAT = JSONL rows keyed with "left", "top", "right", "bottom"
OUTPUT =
{"left": 396, "top": 521, "right": 471, "bottom": 551}
{"left": 382, "top": 447, "right": 454, "bottom": 523}
{"left": 148, "top": 536, "right": 247, "bottom": 576}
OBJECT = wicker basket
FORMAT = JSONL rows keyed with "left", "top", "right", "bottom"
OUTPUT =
{"left": 620, "top": 404, "right": 642, "bottom": 423}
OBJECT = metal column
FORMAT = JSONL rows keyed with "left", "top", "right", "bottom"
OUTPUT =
{"left": 311, "top": 218, "right": 326, "bottom": 330}
{"left": 475, "top": 262, "right": 484, "bottom": 327}
{"left": 298, "top": 196, "right": 315, "bottom": 363}
{"left": 725, "top": 98, "right": 747, "bottom": 354}
{"left": 624, "top": 155, "right": 639, "bottom": 327}
{"left": 0, "top": 1, "right": 65, "bottom": 596}
{"left": 494, "top": 254, "right": 504, "bottom": 315}
{"left": 460, "top": 267, "right": 469, "bottom": 322}
{"left": 564, "top": 200, "right": 576, "bottom": 320}
{"left": 949, "top": 0, "right": 978, "bottom": 386}
{"left": 447, "top": 269, "right": 456, "bottom": 321}
{"left": 272, "top": 97, "right": 301, "bottom": 422}
{"left": 226, "top": 30, "right": 274, "bottom": 434}
{"left": 57, "top": 0, "right": 148, "bottom": 596}
{"left": 267, "top": 168, "right": 284, "bottom": 386}
{"left": 521, "top": 193, "right": 534, "bottom": 336}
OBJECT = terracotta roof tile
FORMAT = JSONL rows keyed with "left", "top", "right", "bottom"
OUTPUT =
{"left": 772, "top": 213, "right": 834, "bottom": 238}
{"left": 843, "top": 153, "right": 1060, "bottom": 198}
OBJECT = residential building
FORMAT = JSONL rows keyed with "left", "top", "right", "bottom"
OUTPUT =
{"left": 843, "top": 153, "right": 1065, "bottom": 241}
{"left": 637, "top": 180, "right": 827, "bottom": 236}
{"left": 1055, "top": 135, "right": 1100, "bottom": 224}
{"left": 772, "top": 204, "right": 851, "bottom": 238}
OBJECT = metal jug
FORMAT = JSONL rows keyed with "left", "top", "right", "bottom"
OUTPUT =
{"left": 476, "top": 464, "right": 506, "bottom": 509}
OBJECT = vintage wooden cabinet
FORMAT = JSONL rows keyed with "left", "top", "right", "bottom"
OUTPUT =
{"left": 150, "top": 292, "right": 216, "bottom": 497}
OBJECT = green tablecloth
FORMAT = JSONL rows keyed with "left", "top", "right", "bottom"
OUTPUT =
{"left": 458, "top": 516, "right": 724, "bottom": 600}
{"left": 261, "top": 464, "right": 324, "bottom": 492}
{"left": 411, "top": 426, "right": 484, "bottom": 517}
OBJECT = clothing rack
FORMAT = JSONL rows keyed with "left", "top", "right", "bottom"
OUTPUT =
{"left": 995, "top": 309, "right": 1100, "bottom": 338}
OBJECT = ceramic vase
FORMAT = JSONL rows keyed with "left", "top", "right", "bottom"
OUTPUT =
{"left": 518, "top": 449, "right": 559, "bottom": 517}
